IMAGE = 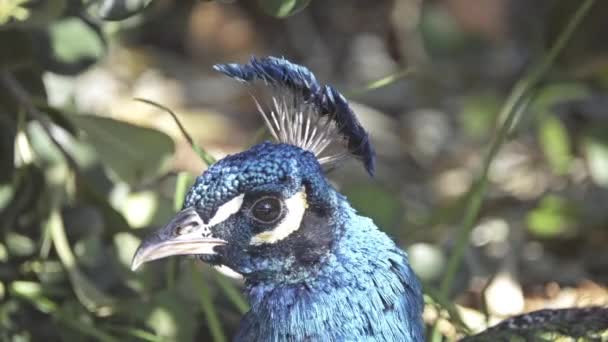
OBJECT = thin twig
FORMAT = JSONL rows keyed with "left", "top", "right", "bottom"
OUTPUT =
{"left": 134, "top": 97, "right": 216, "bottom": 166}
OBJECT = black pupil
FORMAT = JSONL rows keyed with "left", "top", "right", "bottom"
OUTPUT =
{"left": 252, "top": 197, "right": 281, "bottom": 223}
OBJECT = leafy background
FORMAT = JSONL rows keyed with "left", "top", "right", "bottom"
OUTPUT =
{"left": 1, "top": 0, "right": 608, "bottom": 341}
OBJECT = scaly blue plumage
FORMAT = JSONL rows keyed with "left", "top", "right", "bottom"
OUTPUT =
{"left": 237, "top": 197, "right": 424, "bottom": 341}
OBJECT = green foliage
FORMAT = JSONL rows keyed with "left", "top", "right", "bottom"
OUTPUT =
{"left": 0, "top": 0, "right": 295, "bottom": 340}
{"left": 584, "top": 127, "right": 608, "bottom": 187}
{"left": 67, "top": 114, "right": 174, "bottom": 185}
{"left": 539, "top": 116, "right": 572, "bottom": 175}
{"left": 526, "top": 195, "right": 578, "bottom": 238}
{"left": 49, "top": 18, "right": 104, "bottom": 65}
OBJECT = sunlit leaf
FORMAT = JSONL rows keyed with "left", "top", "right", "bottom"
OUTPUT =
{"left": 257, "top": 0, "right": 310, "bottom": 18}
{"left": 48, "top": 17, "right": 104, "bottom": 69}
{"left": 66, "top": 114, "right": 174, "bottom": 186}
{"left": 122, "top": 191, "right": 158, "bottom": 228}
{"left": 0, "top": 0, "right": 66, "bottom": 29}
{"left": 583, "top": 127, "right": 608, "bottom": 187}
{"left": 113, "top": 232, "right": 141, "bottom": 269}
{"left": 539, "top": 116, "right": 572, "bottom": 174}
{"left": 531, "top": 83, "right": 589, "bottom": 113}
{"left": 134, "top": 290, "right": 197, "bottom": 342}
{"left": 460, "top": 93, "right": 501, "bottom": 139}
{"left": 526, "top": 195, "right": 578, "bottom": 238}
{"left": 9, "top": 281, "right": 57, "bottom": 313}
{"left": 5, "top": 232, "right": 35, "bottom": 257}
{"left": 0, "top": 0, "right": 30, "bottom": 25}
{"left": 92, "top": 0, "right": 154, "bottom": 21}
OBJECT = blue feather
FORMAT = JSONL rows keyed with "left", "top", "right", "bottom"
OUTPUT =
{"left": 214, "top": 56, "right": 376, "bottom": 176}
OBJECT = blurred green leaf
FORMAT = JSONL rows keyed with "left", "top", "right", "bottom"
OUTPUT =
{"left": 48, "top": 17, "right": 104, "bottom": 66}
{"left": 47, "top": 209, "right": 117, "bottom": 316}
{"left": 5, "top": 232, "right": 35, "bottom": 257}
{"left": 105, "top": 325, "right": 163, "bottom": 342}
{"left": 35, "top": 260, "right": 67, "bottom": 284}
{"left": 420, "top": 3, "right": 471, "bottom": 56}
{"left": 74, "top": 236, "right": 104, "bottom": 268}
{"left": 257, "top": 0, "right": 310, "bottom": 18}
{"left": 0, "top": 243, "right": 7, "bottom": 262}
{"left": 76, "top": 176, "right": 132, "bottom": 236}
{"left": 122, "top": 191, "right": 159, "bottom": 228}
{"left": 192, "top": 263, "right": 226, "bottom": 342}
{"left": 0, "top": 0, "right": 66, "bottom": 29}
{"left": 173, "top": 172, "right": 193, "bottom": 211}
{"left": 583, "top": 127, "right": 608, "bottom": 187}
{"left": 10, "top": 281, "right": 57, "bottom": 313}
{"left": 526, "top": 195, "right": 578, "bottom": 238}
{"left": 140, "top": 290, "right": 197, "bottom": 342}
{"left": 460, "top": 92, "right": 501, "bottom": 139}
{"left": 67, "top": 114, "right": 174, "bottom": 185}
{"left": 37, "top": 105, "right": 78, "bottom": 136}
{"left": 113, "top": 232, "right": 141, "bottom": 269}
{"left": 0, "top": 0, "right": 30, "bottom": 25}
{"left": 531, "top": 83, "right": 589, "bottom": 113}
{"left": 54, "top": 301, "right": 119, "bottom": 342}
{"left": 92, "top": 0, "right": 154, "bottom": 21}
{"left": 213, "top": 272, "right": 249, "bottom": 314}
{"left": 539, "top": 116, "right": 572, "bottom": 174}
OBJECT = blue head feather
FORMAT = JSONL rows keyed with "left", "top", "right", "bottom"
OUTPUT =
{"left": 184, "top": 142, "right": 330, "bottom": 223}
{"left": 214, "top": 56, "right": 376, "bottom": 176}
{"left": 133, "top": 58, "right": 423, "bottom": 341}
{"left": 176, "top": 141, "right": 424, "bottom": 340}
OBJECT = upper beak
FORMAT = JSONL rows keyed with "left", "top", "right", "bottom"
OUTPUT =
{"left": 131, "top": 207, "right": 227, "bottom": 271}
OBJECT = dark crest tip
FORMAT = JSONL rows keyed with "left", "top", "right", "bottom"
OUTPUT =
{"left": 214, "top": 56, "right": 377, "bottom": 177}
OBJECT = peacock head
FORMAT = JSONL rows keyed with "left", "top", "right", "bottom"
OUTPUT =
{"left": 131, "top": 57, "right": 375, "bottom": 281}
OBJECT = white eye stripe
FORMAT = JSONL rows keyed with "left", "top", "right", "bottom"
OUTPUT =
{"left": 250, "top": 189, "right": 307, "bottom": 245}
{"left": 207, "top": 194, "right": 245, "bottom": 227}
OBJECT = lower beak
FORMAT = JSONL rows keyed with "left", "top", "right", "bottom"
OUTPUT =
{"left": 131, "top": 207, "right": 227, "bottom": 271}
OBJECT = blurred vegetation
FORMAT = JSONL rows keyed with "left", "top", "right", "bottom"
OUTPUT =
{"left": 1, "top": 0, "right": 608, "bottom": 341}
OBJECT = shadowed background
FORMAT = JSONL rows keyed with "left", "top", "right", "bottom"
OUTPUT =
{"left": 1, "top": 0, "right": 607, "bottom": 340}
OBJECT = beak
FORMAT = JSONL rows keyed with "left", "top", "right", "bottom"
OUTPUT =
{"left": 131, "top": 207, "right": 227, "bottom": 271}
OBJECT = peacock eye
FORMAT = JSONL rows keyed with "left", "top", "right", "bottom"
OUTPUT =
{"left": 250, "top": 196, "right": 284, "bottom": 224}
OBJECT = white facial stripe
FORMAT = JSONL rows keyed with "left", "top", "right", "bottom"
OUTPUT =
{"left": 250, "top": 190, "right": 307, "bottom": 245}
{"left": 208, "top": 194, "right": 245, "bottom": 227}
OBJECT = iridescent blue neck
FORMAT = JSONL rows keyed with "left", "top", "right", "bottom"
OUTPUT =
{"left": 235, "top": 203, "right": 425, "bottom": 342}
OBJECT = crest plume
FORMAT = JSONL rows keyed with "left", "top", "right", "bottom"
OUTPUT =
{"left": 213, "top": 56, "right": 376, "bottom": 176}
